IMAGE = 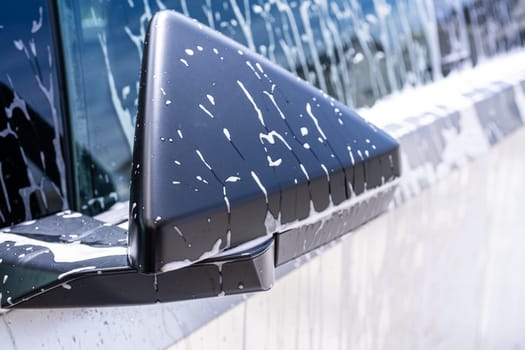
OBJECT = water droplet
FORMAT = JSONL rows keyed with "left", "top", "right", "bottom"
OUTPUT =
{"left": 237, "top": 282, "right": 244, "bottom": 290}
{"left": 300, "top": 127, "right": 308, "bottom": 136}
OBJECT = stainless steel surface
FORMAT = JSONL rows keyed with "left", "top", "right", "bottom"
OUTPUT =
{"left": 169, "top": 127, "right": 525, "bottom": 350}
{"left": 1, "top": 51, "right": 523, "bottom": 348}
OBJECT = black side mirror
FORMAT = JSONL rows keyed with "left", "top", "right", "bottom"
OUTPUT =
{"left": 0, "top": 11, "right": 399, "bottom": 309}
{"left": 129, "top": 11, "right": 400, "bottom": 273}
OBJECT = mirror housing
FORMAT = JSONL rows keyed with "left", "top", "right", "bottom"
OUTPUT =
{"left": 129, "top": 11, "right": 400, "bottom": 274}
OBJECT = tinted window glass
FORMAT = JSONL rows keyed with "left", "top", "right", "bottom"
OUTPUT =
{"left": 57, "top": 0, "right": 524, "bottom": 215}
{"left": 435, "top": 0, "right": 525, "bottom": 75}
{"left": 0, "top": 2, "right": 68, "bottom": 227}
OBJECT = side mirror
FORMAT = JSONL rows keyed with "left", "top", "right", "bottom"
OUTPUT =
{"left": 129, "top": 11, "right": 400, "bottom": 272}
{"left": 0, "top": 11, "right": 399, "bottom": 309}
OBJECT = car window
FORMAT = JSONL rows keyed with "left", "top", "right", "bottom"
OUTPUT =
{"left": 56, "top": 0, "right": 525, "bottom": 216}
{"left": 0, "top": 1, "right": 68, "bottom": 227}
{"left": 435, "top": 0, "right": 525, "bottom": 75}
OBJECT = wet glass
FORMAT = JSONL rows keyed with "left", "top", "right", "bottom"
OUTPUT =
{"left": 435, "top": 0, "right": 525, "bottom": 74}
{"left": 0, "top": 1, "right": 68, "bottom": 227}
{"left": 56, "top": 0, "right": 524, "bottom": 215}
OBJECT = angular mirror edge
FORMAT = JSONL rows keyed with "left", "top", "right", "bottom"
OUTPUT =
{"left": 128, "top": 11, "right": 401, "bottom": 274}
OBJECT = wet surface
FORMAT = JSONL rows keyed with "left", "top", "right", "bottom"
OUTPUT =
{"left": 169, "top": 120, "right": 525, "bottom": 350}
{"left": 0, "top": 0, "right": 524, "bottom": 347}
{"left": 0, "top": 52, "right": 523, "bottom": 349}
{"left": 0, "top": 211, "right": 129, "bottom": 308}
{"left": 129, "top": 12, "right": 399, "bottom": 272}
{"left": 58, "top": 0, "right": 525, "bottom": 216}
{"left": 0, "top": 2, "right": 67, "bottom": 228}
